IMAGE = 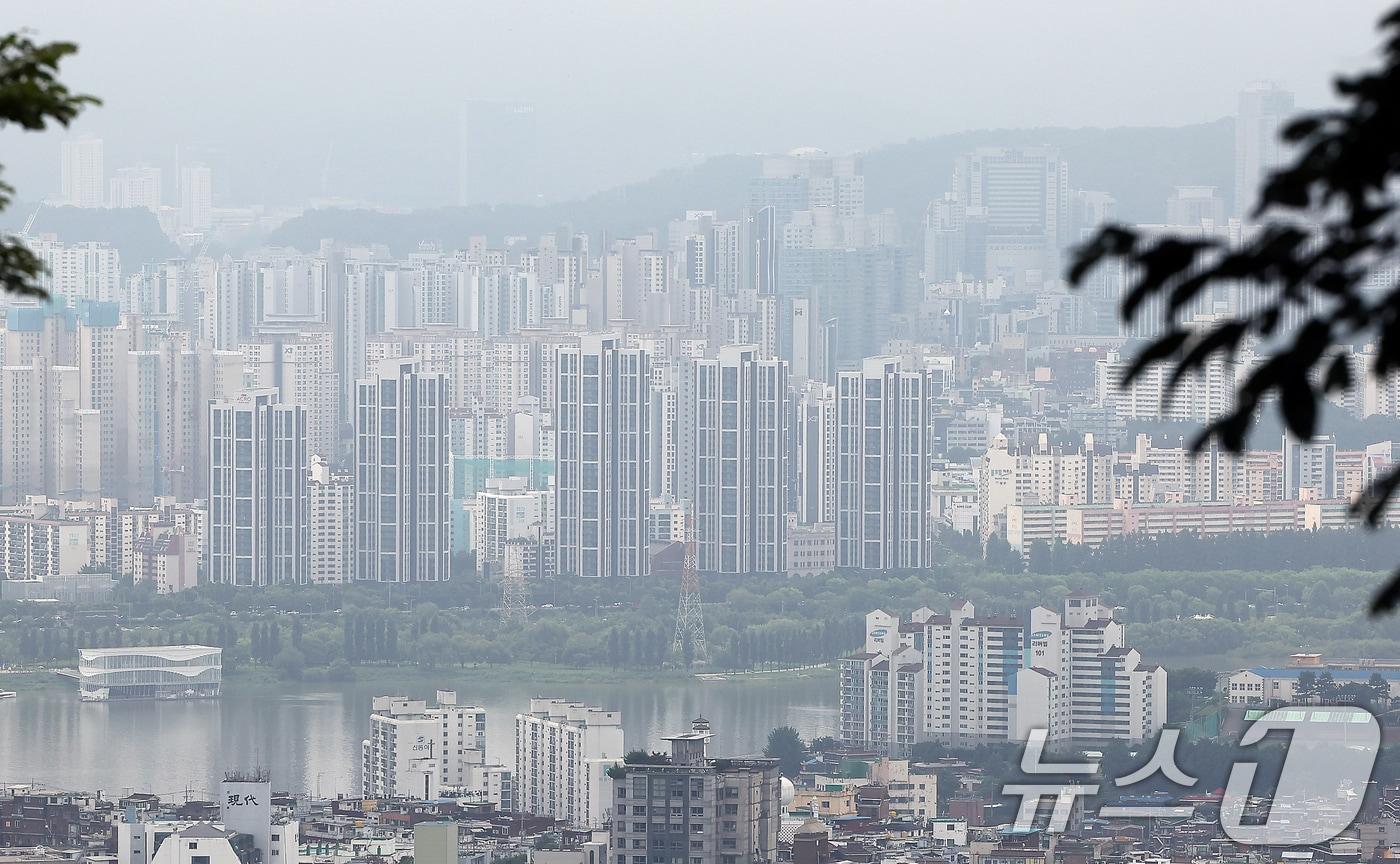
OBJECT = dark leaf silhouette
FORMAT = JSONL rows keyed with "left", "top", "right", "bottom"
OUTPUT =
{"left": 0, "top": 32, "right": 100, "bottom": 297}
{"left": 1323, "top": 354, "right": 1353, "bottom": 394}
{"left": 1068, "top": 5, "right": 1400, "bottom": 613}
{"left": 1371, "top": 570, "right": 1400, "bottom": 614}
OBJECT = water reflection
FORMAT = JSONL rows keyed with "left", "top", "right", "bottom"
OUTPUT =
{"left": 0, "top": 675, "right": 836, "bottom": 796}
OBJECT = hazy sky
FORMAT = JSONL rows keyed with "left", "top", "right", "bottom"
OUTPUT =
{"left": 3, "top": 0, "right": 1393, "bottom": 208}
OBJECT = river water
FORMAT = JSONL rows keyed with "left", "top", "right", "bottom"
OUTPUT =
{"left": 0, "top": 674, "right": 836, "bottom": 799}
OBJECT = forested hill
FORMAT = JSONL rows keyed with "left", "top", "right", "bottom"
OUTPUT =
{"left": 0, "top": 205, "right": 179, "bottom": 268}
{"left": 267, "top": 118, "right": 1234, "bottom": 256}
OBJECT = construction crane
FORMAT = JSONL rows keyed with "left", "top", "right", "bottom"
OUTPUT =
{"left": 19, "top": 202, "right": 43, "bottom": 237}
{"left": 671, "top": 512, "right": 707, "bottom": 666}
{"left": 20, "top": 206, "right": 41, "bottom": 237}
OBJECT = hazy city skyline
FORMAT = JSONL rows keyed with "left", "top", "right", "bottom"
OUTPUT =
{"left": 7, "top": 5, "right": 1400, "bottom": 861}
{"left": 1, "top": 0, "right": 1392, "bottom": 208}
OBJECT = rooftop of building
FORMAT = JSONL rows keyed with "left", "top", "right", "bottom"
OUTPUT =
{"left": 1243, "top": 666, "right": 1400, "bottom": 680}
{"left": 78, "top": 645, "right": 220, "bottom": 660}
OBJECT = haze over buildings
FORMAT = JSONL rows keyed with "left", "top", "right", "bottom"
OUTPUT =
{"left": 2, "top": 1, "right": 1389, "bottom": 208}
{"left": 4, "top": 5, "right": 1400, "bottom": 863}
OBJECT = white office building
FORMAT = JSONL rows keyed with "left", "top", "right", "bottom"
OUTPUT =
{"left": 207, "top": 389, "right": 309, "bottom": 587}
{"left": 354, "top": 358, "right": 451, "bottom": 582}
{"left": 361, "top": 691, "right": 488, "bottom": 799}
{"left": 514, "top": 698, "right": 625, "bottom": 829}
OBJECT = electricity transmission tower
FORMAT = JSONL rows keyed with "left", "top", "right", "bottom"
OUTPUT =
{"left": 500, "top": 539, "right": 531, "bottom": 626}
{"left": 671, "top": 515, "right": 707, "bottom": 666}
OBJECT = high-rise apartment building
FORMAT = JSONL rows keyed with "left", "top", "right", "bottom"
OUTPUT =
{"left": 1283, "top": 433, "right": 1337, "bottom": 500}
{"left": 1235, "top": 82, "right": 1295, "bottom": 219}
{"left": 75, "top": 300, "right": 125, "bottom": 498}
{"left": 308, "top": 455, "right": 353, "bottom": 585}
{"left": 838, "top": 610, "right": 924, "bottom": 755}
{"left": 243, "top": 330, "right": 339, "bottom": 458}
{"left": 689, "top": 345, "right": 787, "bottom": 574}
{"left": 835, "top": 357, "right": 932, "bottom": 570}
{"left": 1014, "top": 594, "right": 1167, "bottom": 743}
{"left": 361, "top": 691, "right": 489, "bottom": 798}
{"left": 61, "top": 137, "right": 104, "bottom": 208}
{"left": 341, "top": 260, "right": 391, "bottom": 420}
{"left": 108, "top": 164, "right": 162, "bottom": 211}
{"left": 555, "top": 335, "right": 650, "bottom": 578}
{"left": 795, "top": 382, "right": 836, "bottom": 525}
{"left": 207, "top": 389, "right": 309, "bottom": 587}
{"left": 841, "top": 599, "right": 1165, "bottom": 751}
{"left": 354, "top": 358, "right": 451, "bottom": 582}
{"left": 976, "top": 432, "right": 1117, "bottom": 543}
{"left": 514, "top": 699, "right": 625, "bottom": 829}
{"left": 473, "top": 476, "right": 551, "bottom": 570}
{"left": 26, "top": 239, "right": 121, "bottom": 302}
{"left": 179, "top": 162, "right": 213, "bottom": 232}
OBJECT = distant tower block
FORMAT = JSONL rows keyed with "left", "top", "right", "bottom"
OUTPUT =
{"left": 500, "top": 539, "right": 531, "bottom": 625}
{"left": 671, "top": 514, "right": 707, "bottom": 666}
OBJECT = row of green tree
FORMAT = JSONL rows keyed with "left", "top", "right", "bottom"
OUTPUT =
{"left": 7, "top": 530, "right": 1400, "bottom": 674}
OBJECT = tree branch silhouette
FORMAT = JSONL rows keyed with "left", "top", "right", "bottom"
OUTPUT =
{"left": 0, "top": 31, "right": 100, "bottom": 297}
{"left": 1070, "top": 6, "right": 1400, "bottom": 613}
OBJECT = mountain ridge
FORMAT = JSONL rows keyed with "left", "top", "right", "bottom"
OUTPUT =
{"left": 267, "top": 117, "right": 1234, "bottom": 256}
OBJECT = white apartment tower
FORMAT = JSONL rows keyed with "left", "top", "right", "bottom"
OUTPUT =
{"left": 109, "top": 164, "right": 162, "bottom": 211}
{"left": 836, "top": 356, "right": 932, "bottom": 570}
{"left": 362, "top": 691, "right": 488, "bottom": 798}
{"left": 514, "top": 698, "right": 625, "bottom": 829}
{"left": 796, "top": 381, "right": 837, "bottom": 525}
{"left": 1013, "top": 594, "right": 1167, "bottom": 744}
{"left": 841, "top": 599, "right": 1166, "bottom": 751}
{"left": 838, "top": 610, "right": 924, "bottom": 755}
{"left": 555, "top": 335, "right": 650, "bottom": 577}
{"left": 207, "top": 389, "right": 309, "bottom": 586}
{"left": 691, "top": 345, "right": 788, "bottom": 574}
{"left": 0, "top": 306, "right": 63, "bottom": 503}
{"left": 309, "top": 455, "right": 353, "bottom": 585}
{"left": 26, "top": 238, "right": 121, "bottom": 302}
{"left": 354, "top": 358, "right": 451, "bottom": 582}
{"left": 75, "top": 300, "right": 125, "bottom": 497}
